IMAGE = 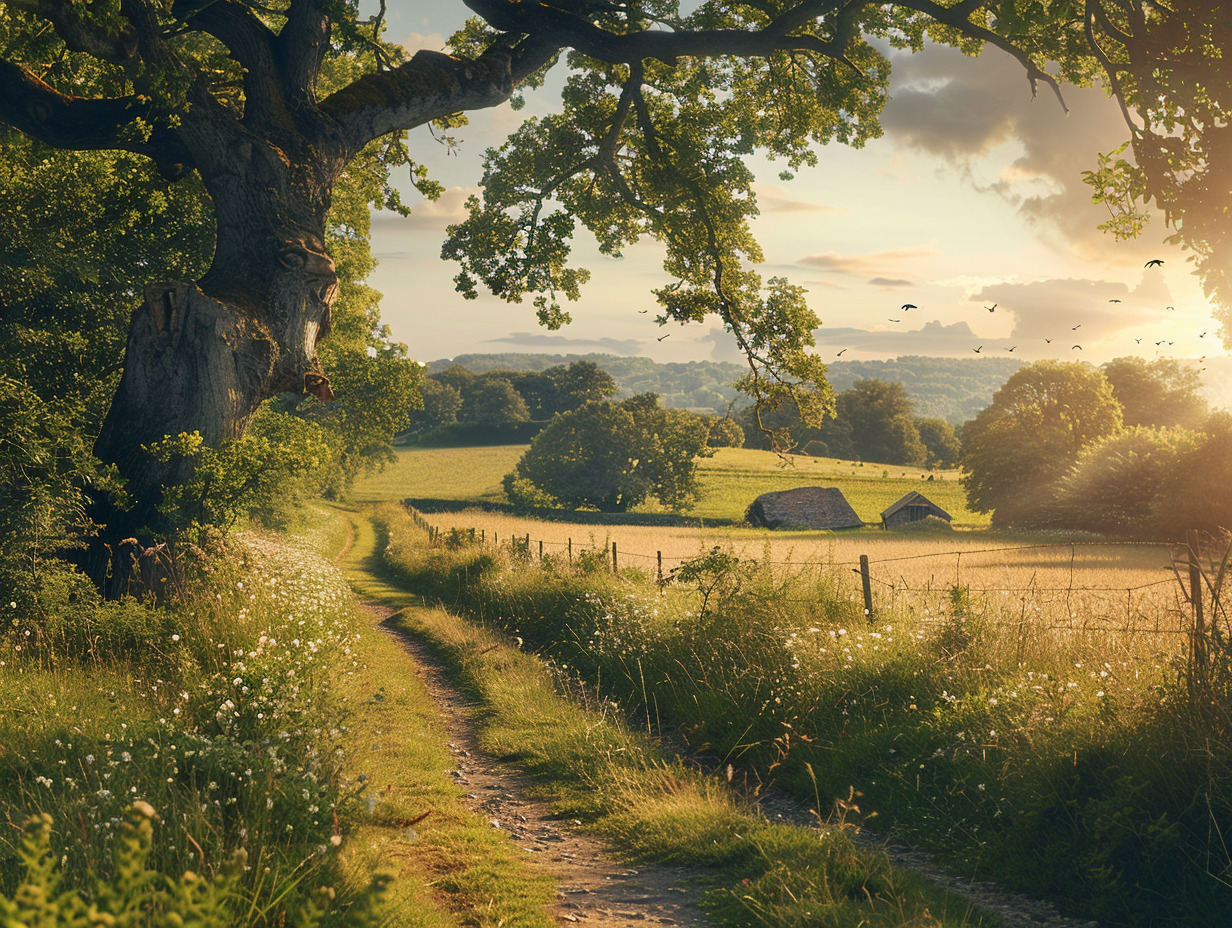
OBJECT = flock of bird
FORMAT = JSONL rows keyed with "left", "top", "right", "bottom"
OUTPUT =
{"left": 831, "top": 259, "right": 1209, "bottom": 368}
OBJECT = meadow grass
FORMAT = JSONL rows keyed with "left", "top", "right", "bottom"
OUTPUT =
{"left": 375, "top": 501, "right": 1232, "bottom": 927}
{"left": 366, "top": 503, "right": 1001, "bottom": 928}
{"left": 354, "top": 445, "right": 985, "bottom": 524}
{"left": 0, "top": 520, "right": 382, "bottom": 923}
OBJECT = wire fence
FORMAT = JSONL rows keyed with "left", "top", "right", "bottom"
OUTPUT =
{"left": 405, "top": 505, "right": 1228, "bottom": 647}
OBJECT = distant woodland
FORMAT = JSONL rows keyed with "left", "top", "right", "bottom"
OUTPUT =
{"left": 428, "top": 354, "right": 1024, "bottom": 423}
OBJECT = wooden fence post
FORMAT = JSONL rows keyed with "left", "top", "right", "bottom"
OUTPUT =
{"left": 612, "top": 541, "right": 618, "bottom": 574}
{"left": 860, "top": 554, "right": 874, "bottom": 620}
{"left": 1188, "top": 529, "right": 1208, "bottom": 697}
{"left": 568, "top": 538, "right": 572, "bottom": 562}
{"left": 657, "top": 551, "right": 663, "bottom": 588}
{"left": 539, "top": 539, "right": 543, "bottom": 560}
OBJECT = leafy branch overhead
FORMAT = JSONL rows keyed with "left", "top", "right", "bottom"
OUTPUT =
{"left": 1, "top": 1, "right": 1226, "bottom": 455}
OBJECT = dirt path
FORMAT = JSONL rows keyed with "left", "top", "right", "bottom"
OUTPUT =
{"left": 369, "top": 600, "right": 707, "bottom": 927}
{"left": 336, "top": 510, "right": 706, "bottom": 927}
{"left": 338, "top": 508, "right": 1100, "bottom": 928}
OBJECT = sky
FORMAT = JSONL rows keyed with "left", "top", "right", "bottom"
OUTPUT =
{"left": 361, "top": 2, "right": 1228, "bottom": 386}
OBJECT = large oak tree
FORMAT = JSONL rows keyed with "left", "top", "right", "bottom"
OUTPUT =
{"left": 0, "top": 0, "right": 1219, "bottom": 535}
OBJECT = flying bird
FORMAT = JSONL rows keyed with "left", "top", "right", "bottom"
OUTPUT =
{"left": 638, "top": 309, "right": 648, "bottom": 313}
{"left": 1155, "top": 340, "right": 1166, "bottom": 345}
{"left": 1167, "top": 306, "right": 1175, "bottom": 311}
{"left": 1200, "top": 332, "right": 1207, "bottom": 338}
{"left": 901, "top": 303, "right": 917, "bottom": 310}
{"left": 837, "top": 348, "right": 848, "bottom": 356}
{"left": 888, "top": 318, "right": 901, "bottom": 322}
{"left": 657, "top": 334, "right": 671, "bottom": 341}
{"left": 1072, "top": 324, "right": 1082, "bottom": 330}
{"left": 1044, "top": 338, "right": 1053, "bottom": 343}
{"left": 1145, "top": 259, "right": 1164, "bottom": 268}
{"left": 973, "top": 346, "right": 983, "bottom": 353}
{"left": 985, "top": 304, "right": 997, "bottom": 312}
{"left": 1006, "top": 346, "right": 1017, "bottom": 352}
{"left": 1073, "top": 345, "right": 1083, "bottom": 350}
{"left": 1108, "top": 299, "right": 1122, "bottom": 303}
{"left": 1135, "top": 338, "right": 1142, "bottom": 344}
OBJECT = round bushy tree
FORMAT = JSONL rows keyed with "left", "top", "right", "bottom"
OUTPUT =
{"left": 962, "top": 361, "right": 1123, "bottom": 526}
{"left": 504, "top": 395, "right": 710, "bottom": 512}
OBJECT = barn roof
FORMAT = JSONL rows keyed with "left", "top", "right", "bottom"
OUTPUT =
{"left": 880, "top": 491, "right": 951, "bottom": 522}
{"left": 746, "top": 487, "right": 864, "bottom": 530}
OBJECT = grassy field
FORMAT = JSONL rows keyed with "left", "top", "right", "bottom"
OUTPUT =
{"left": 361, "top": 445, "right": 983, "bottom": 524}
{"left": 374, "top": 501, "right": 1232, "bottom": 927}
{"left": 354, "top": 446, "right": 1183, "bottom": 642}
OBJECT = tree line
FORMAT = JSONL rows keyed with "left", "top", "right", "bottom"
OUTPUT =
{"left": 736, "top": 378, "right": 962, "bottom": 469}
{"left": 961, "top": 356, "right": 1219, "bottom": 539}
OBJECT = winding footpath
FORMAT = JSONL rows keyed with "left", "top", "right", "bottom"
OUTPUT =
{"left": 334, "top": 506, "right": 1099, "bottom": 928}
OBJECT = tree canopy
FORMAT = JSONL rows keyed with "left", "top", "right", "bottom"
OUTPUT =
{"left": 2, "top": 0, "right": 1230, "bottom": 548}
{"left": 504, "top": 394, "right": 712, "bottom": 512}
{"left": 961, "top": 360, "right": 1123, "bottom": 526}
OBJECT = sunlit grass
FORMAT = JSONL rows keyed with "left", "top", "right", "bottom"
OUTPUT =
{"left": 351, "top": 445, "right": 986, "bottom": 524}
{"left": 368, "top": 503, "right": 997, "bottom": 927}
{"left": 375, "top": 501, "right": 1232, "bottom": 927}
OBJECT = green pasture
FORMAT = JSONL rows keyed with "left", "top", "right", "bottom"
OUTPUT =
{"left": 356, "top": 446, "right": 989, "bottom": 526}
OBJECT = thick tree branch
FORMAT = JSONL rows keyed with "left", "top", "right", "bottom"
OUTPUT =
{"left": 896, "top": 0, "right": 1070, "bottom": 113}
{"left": 0, "top": 59, "right": 192, "bottom": 174}
{"left": 171, "top": 1, "right": 285, "bottom": 128}
{"left": 6, "top": 0, "right": 137, "bottom": 63}
{"left": 277, "top": 0, "right": 331, "bottom": 108}
{"left": 320, "top": 37, "right": 558, "bottom": 156}
{"left": 463, "top": 0, "right": 854, "bottom": 64}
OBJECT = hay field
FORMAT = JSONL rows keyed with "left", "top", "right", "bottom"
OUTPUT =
{"left": 417, "top": 508, "right": 1189, "bottom": 650}
{"left": 359, "top": 446, "right": 1190, "bottom": 649}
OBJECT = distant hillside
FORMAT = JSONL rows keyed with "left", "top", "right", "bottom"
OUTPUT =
{"left": 426, "top": 353, "right": 1022, "bottom": 422}
{"left": 426, "top": 353, "right": 748, "bottom": 415}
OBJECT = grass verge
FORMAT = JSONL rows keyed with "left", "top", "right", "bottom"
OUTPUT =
{"left": 374, "top": 500, "right": 1232, "bottom": 927}
{"left": 361, "top": 502, "right": 1002, "bottom": 928}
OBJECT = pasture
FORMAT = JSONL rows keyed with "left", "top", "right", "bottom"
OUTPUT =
{"left": 355, "top": 445, "right": 1189, "bottom": 654}
{"left": 364, "top": 445, "right": 983, "bottom": 523}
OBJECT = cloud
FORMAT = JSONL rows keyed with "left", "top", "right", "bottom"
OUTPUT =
{"left": 868, "top": 277, "right": 915, "bottom": 289}
{"left": 816, "top": 319, "right": 988, "bottom": 357}
{"left": 881, "top": 43, "right": 1165, "bottom": 266}
{"left": 401, "top": 32, "right": 446, "bottom": 54}
{"left": 371, "top": 186, "right": 479, "bottom": 230}
{"left": 973, "top": 274, "right": 1170, "bottom": 341}
{"left": 754, "top": 182, "right": 838, "bottom": 213}
{"left": 797, "top": 246, "right": 938, "bottom": 276}
{"left": 486, "top": 332, "right": 645, "bottom": 354}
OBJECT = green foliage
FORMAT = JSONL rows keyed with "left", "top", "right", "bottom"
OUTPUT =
{"left": 1100, "top": 356, "right": 1209, "bottom": 430}
{"left": 0, "top": 806, "right": 241, "bottom": 927}
{"left": 839, "top": 379, "right": 926, "bottom": 467}
{"left": 505, "top": 395, "right": 712, "bottom": 512}
{"left": 0, "top": 376, "right": 116, "bottom": 564}
{"left": 0, "top": 135, "right": 213, "bottom": 431}
{"left": 146, "top": 410, "right": 332, "bottom": 533}
{"left": 961, "top": 361, "right": 1123, "bottom": 526}
{"left": 705, "top": 416, "right": 745, "bottom": 449}
{"left": 915, "top": 417, "right": 961, "bottom": 469}
{"left": 1050, "top": 427, "right": 1202, "bottom": 538}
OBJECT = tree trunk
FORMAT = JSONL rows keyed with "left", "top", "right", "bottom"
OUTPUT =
{"left": 90, "top": 209, "right": 338, "bottom": 587}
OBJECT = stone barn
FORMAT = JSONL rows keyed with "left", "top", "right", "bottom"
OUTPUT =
{"left": 745, "top": 487, "right": 864, "bottom": 530}
{"left": 880, "top": 491, "right": 951, "bottom": 530}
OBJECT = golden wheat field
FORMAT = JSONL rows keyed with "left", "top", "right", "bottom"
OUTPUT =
{"left": 415, "top": 507, "right": 1194, "bottom": 653}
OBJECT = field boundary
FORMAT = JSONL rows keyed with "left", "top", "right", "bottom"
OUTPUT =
{"left": 404, "top": 503, "right": 1222, "bottom": 642}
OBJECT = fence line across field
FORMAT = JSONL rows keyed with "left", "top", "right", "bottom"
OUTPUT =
{"left": 404, "top": 504, "right": 1201, "bottom": 599}
{"left": 406, "top": 507, "right": 1221, "bottom": 692}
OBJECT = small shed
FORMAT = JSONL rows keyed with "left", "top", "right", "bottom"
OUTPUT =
{"left": 746, "top": 487, "right": 864, "bottom": 530}
{"left": 880, "top": 491, "right": 951, "bottom": 530}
